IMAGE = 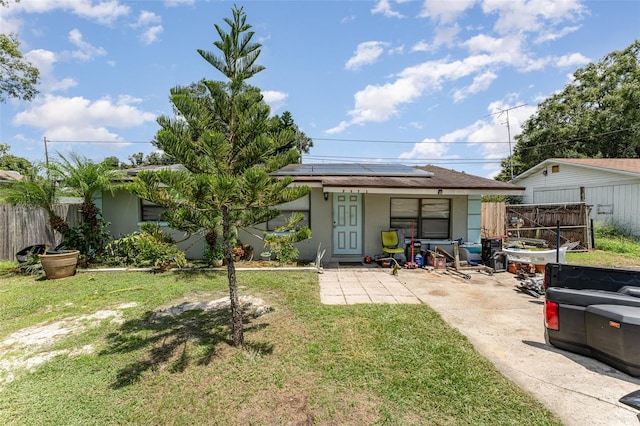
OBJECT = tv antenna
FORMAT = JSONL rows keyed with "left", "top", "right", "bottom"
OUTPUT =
{"left": 488, "top": 104, "right": 527, "bottom": 181}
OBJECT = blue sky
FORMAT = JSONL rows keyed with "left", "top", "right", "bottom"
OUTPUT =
{"left": 1, "top": 0, "right": 638, "bottom": 178}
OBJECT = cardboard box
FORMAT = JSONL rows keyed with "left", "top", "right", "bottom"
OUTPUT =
{"left": 427, "top": 256, "right": 447, "bottom": 270}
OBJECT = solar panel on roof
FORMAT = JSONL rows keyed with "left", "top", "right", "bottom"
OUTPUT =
{"left": 274, "top": 163, "right": 433, "bottom": 177}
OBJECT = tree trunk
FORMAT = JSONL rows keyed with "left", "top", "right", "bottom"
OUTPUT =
{"left": 223, "top": 209, "right": 244, "bottom": 347}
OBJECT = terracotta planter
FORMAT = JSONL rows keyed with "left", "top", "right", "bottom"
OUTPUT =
{"left": 39, "top": 250, "right": 80, "bottom": 279}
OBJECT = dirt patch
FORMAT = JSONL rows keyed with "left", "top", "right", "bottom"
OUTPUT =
{"left": 0, "top": 305, "right": 135, "bottom": 388}
{"left": 0, "top": 296, "right": 272, "bottom": 390}
{"left": 429, "top": 289, "right": 449, "bottom": 297}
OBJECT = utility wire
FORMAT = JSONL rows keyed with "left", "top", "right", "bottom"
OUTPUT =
{"left": 47, "top": 126, "right": 637, "bottom": 147}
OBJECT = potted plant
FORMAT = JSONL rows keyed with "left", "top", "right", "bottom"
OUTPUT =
{"left": 39, "top": 249, "right": 80, "bottom": 279}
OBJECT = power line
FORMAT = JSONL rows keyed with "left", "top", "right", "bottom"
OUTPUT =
{"left": 46, "top": 140, "right": 151, "bottom": 144}
{"left": 47, "top": 125, "right": 637, "bottom": 147}
{"left": 303, "top": 155, "right": 504, "bottom": 164}
{"left": 312, "top": 138, "right": 511, "bottom": 145}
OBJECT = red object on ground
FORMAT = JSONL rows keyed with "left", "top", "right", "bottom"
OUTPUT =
{"left": 405, "top": 220, "right": 418, "bottom": 269}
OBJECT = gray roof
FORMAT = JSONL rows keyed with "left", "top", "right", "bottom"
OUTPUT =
{"left": 273, "top": 163, "right": 433, "bottom": 177}
{"left": 513, "top": 158, "right": 640, "bottom": 181}
{"left": 278, "top": 163, "right": 524, "bottom": 192}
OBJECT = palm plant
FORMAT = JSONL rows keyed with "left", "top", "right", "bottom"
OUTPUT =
{"left": 49, "top": 153, "right": 117, "bottom": 258}
{"left": 50, "top": 152, "right": 115, "bottom": 226}
{"left": 4, "top": 171, "right": 68, "bottom": 233}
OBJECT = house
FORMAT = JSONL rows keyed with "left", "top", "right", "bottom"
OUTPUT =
{"left": 512, "top": 158, "right": 640, "bottom": 236}
{"left": 101, "top": 163, "right": 524, "bottom": 261}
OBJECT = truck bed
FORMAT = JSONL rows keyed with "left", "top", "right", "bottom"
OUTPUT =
{"left": 544, "top": 263, "right": 640, "bottom": 376}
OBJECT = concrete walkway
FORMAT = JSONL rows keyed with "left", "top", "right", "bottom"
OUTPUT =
{"left": 319, "top": 266, "right": 422, "bottom": 305}
{"left": 319, "top": 265, "right": 640, "bottom": 426}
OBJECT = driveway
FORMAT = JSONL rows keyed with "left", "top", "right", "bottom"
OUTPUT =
{"left": 319, "top": 266, "right": 640, "bottom": 426}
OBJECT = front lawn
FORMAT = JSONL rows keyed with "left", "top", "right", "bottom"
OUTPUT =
{"left": 0, "top": 270, "right": 560, "bottom": 425}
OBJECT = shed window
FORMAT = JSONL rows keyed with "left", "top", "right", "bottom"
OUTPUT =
{"left": 390, "top": 198, "right": 450, "bottom": 239}
{"left": 551, "top": 165, "right": 560, "bottom": 173}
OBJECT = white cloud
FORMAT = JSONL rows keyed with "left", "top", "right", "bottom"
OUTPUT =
{"left": 0, "top": 14, "right": 21, "bottom": 33}
{"left": 327, "top": 53, "right": 507, "bottom": 133}
{"left": 13, "top": 94, "right": 156, "bottom": 141}
{"left": 452, "top": 71, "right": 497, "bottom": 102}
{"left": 419, "top": 0, "right": 478, "bottom": 23}
{"left": 24, "top": 49, "right": 77, "bottom": 93}
{"left": 67, "top": 29, "right": 107, "bottom": 61}
{"left": 411, "top": 40, "right": 432, "bottom": 53}
{"left": 432, "top": 24, "right": 460, "bottom": 47}
{"left": 556, "top": 52, "right": 591, "bottom": 68}
{"left": 399, "top": 137, "right": 451, "bottom": 161}
{"left": 482, "top": 0, "right": 585, "bottom": 36}
{"left": 262, "top": 90, "right": 288, "bottom": 111}
{"left": 133, "top": 10, "right": 161, "bottom": 27}
{"left": 164, "top": 0, "right": 195, "bottom": 6}
{"left": 12, "top": 0, "right": 130, "bottom": 25}
{"left": 371, "top": 0, "right": 405, "bottom": 18}
{"left": 398, "top": 100, "right": 536, "bottom": 170}
{"left": 140, "top": 25, "right": 163, "bottom": 45}
{"left": 341, "top": 15, "right": 356, "bottom": 24}
{"left": 131, "top": 11, "right": 163, "bottom": 45}
{"left": 536, "top": 25, "right": 581, "bottom": 43}
{"left": 345, "top": 41, "right": 389, "bottom": 70}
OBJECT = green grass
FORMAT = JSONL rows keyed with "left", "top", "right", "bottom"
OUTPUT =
{"left": 0, "top": 270, "right": 560, "bottom": 425}
{"left": 566, "top": 227, "right": 640, "bottom": 268}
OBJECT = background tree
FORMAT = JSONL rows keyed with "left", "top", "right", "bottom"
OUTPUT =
{"left": 0, "top": 1, "right": 40, "bottom": 102}
{"left": 131, "top": 6, "right": 309, "bottom": 347}
{"left": 496, "top": 40, "right": 640, "bottom": 181}
{"left": 268, "top": 111, "right": 313, "bottom": 156}
{"left": 103, "top": 156, "right": 122, "bottom": 169}
{"left": 127, "top": 151, "right": 175, "bottom": 167}
{"left": 0, "top": 143, "right": 33, "bottom": 176}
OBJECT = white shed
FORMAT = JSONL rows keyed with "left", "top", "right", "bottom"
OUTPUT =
{"left": 512, "top": 159, "right": 640, "bottom": 236}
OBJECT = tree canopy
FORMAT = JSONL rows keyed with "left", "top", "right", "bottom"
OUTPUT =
{"left": 496, "top": 40, "right": 640, "bottom": 181}
{"left": 0, "top": 143, "right": 33, "bottom": 176}
{"left": 131, "top": 6, "right": 310, "bottom": 346}
{"left": 0, "top": 1, "right": 39, "bottom": 102}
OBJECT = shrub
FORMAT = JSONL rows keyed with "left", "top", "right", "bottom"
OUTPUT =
{"left": 104, "top": 225, "right": 186, "bottom": 268}
{"left": 263, "top": 212, "right": 311, "bottom": 264}
{"left": 61, "top": 218, "right": 111, "bottom": 262}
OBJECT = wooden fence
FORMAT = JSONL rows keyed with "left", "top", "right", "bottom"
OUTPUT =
{"left": 0, "top": 204, "right": 82, "bottom": 261}
{"left": 481, "top": 201, "right": 506, "bottom": 238}
{"left": 482, "top": 201, "right": 592, "bottom": 250}
{"left": 505, "top": 202, "right": 592, "bottom": 250}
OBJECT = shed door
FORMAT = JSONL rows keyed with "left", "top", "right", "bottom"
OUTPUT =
{"left": 332, "top": 193, "right": 362, "bottom": 255}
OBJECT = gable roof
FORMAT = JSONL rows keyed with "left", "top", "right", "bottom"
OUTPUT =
{"left": 274, "top": 163, "right": 524, "bottom": 195}
{"left": 513, "top": 158, "right": 640, "bottom": 182}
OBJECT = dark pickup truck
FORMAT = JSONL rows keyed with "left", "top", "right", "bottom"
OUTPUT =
{"left": 544, "top": 262, "right": 640, "bottom": 376}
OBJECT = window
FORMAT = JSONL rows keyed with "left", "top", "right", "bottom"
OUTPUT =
{"left": 551, "top": 165, "right": 560, "bottom": 173}
{"left": 266, "top": 195, "right": 310, "bottom": 231}
{"left": 390, "top": 198, "right": 450, "bottom": 239}
{"left": 140, "top": 199, "right": 166, "bottom": 222}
